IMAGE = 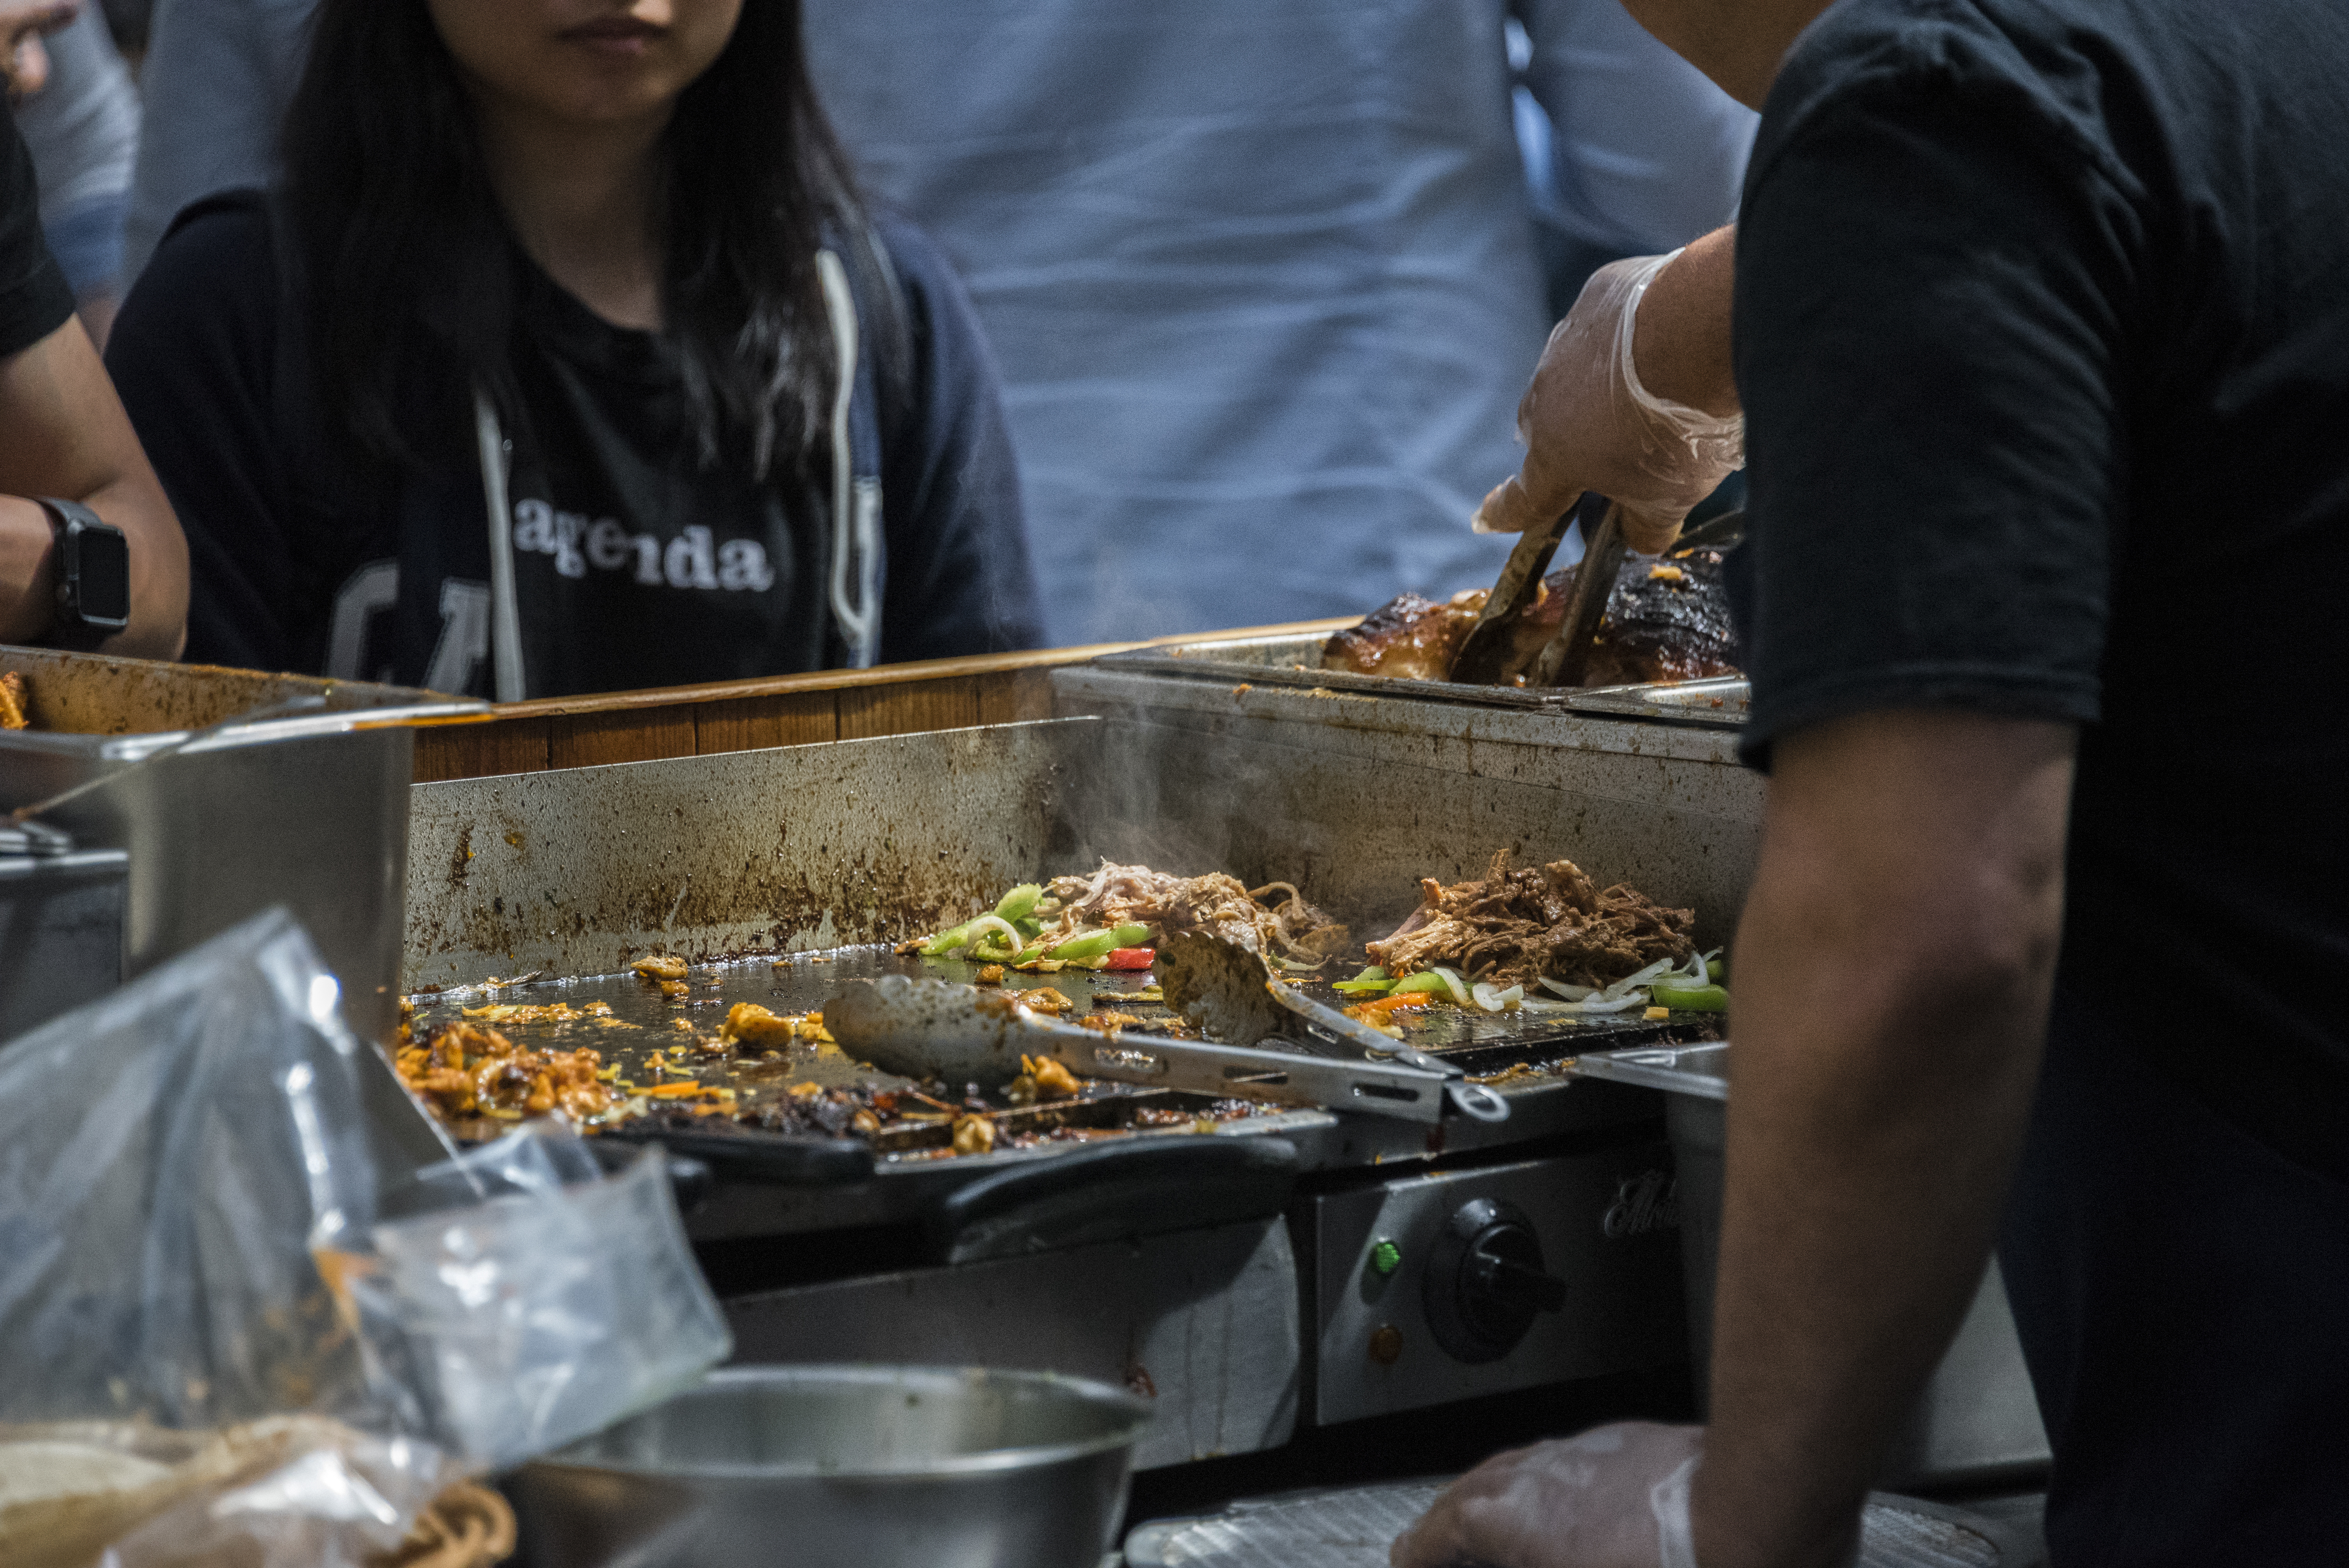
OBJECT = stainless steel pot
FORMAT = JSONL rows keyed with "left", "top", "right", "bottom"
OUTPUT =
{"left": 509, "top": 1365, "right": 1154, "bottom": 1568}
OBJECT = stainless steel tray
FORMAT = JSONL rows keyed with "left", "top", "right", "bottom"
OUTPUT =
{"left": 1565, "top": 1039, "right": 1731, "bottom": 1100}
{"left": 1094, "top": 635, "right": 1748, "bottom": 729}
{"left": 0, "top": 645, "right": 483, "bottom": 1048}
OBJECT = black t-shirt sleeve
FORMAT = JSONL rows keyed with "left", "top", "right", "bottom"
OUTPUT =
{"left": 0, "top": 107, "right": 74, "bottom": 357}
{"left": 104, "top": 199, "right": 308, "bottom": 673}
{"left": 872, "top": 217, "right": 1046, "bottom": 661}
{"left": 1732, "top": 42, "right": 2140, "bottom": 764}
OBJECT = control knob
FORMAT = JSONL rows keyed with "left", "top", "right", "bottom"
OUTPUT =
{"left": 1422, "top": 1196, "right": 1567, "bottom": 1363}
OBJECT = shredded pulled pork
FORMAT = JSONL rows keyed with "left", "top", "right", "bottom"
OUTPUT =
{"left": 1365, "top": 848, "right": 1693, "bottom": 989}
{"left": 1044, "top": 861, "right": 1349, "bottom": 963}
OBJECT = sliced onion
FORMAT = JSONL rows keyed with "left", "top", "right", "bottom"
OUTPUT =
{"left": 1602, "top": 959, "right": 1678, "bottom": 1001}
{"left": 1524, "top": 987, "right": 1649, "bottom": 1014}
{"left": 957, "top": 915, "right": 1026, "bottom": 955}
{"left": 1428, "top": 966, "right": 1473, "bottom": 1006}
{"left": 1567, "top": 992, "right": 1650, "bottom": 1014}
{"left": 1471, "top": 982, "right": 1524, "bottom": 1013}
{"left": 1539, "top": 978, "right": 1597, "bottom": 1001}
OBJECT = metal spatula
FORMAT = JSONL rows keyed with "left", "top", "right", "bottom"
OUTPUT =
{"left": 825, "top": 973, "right": 1467, "bottom": 1124}
{"left": 1156, "top": 934, "right": 1508, "bottom": 1123}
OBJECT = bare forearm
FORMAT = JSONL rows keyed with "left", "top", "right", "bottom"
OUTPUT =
{"left": 1632, "top": 225, "right": 1738, "bottom": 418}
{"left": 1691, "top": 713, "right": 2073, "bottom": 1568}
{"left": 0, "top": 319, "right": 189, "bottom": 659}
{"left": 0, "top": 482, "right": 187, "bottom": 657}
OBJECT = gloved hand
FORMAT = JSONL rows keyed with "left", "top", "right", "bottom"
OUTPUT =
{"left": 1474, "top": 250, "right": 1743, "bottom": 556}
{"left": 1390, "top": 1421, "right": 1703, "bottom": 1568}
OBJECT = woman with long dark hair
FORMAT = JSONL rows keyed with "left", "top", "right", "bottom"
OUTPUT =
{"left": 106, "top": 0, "right": 1040, "bottom": 696}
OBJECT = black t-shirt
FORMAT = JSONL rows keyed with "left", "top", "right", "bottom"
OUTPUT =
{"left": 486, "top": 260, "right": 834, "bottom": 694}
{"left": 106, "top": 196, "right": 1043, "bottom": 696}
{"left": 1732, "top": 0, "right": 2349, "bottom": 1176}
{"left": 0, "top": 108, "right": 73, "bottom": 357}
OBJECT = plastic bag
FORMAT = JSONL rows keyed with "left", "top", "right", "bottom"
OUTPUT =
{"left": 0, "top": 907, "right": 730, "bottom": 1568}
{"left": 345, "top": 1129, "right": 729, "bottom": 1470}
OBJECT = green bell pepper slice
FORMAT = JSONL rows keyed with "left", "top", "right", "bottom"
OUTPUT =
{"left": 1650, "top": 980, "right": 1729, "bottom": 1013}
{"left": 1047, "top": 923, "right": 1150, "bottom": 962}
{"left": 993, "top": 884, "right": 1044, "bottom": 922}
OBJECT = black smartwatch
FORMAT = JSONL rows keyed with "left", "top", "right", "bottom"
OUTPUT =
{"left": 35, "top": 497, "right": 131, "bottom": 650}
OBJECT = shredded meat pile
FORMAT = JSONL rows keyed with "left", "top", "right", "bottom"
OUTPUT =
{"left": 1365, "top": 848, "right": 1693, "bottom": 989}
{"left": 1046, "top": 861, "right": 1349, "bottom": 962}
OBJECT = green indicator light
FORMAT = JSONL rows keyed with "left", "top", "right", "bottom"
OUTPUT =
{"left": 1370, "top": 1239, "right": 1402, "bottom": 1278}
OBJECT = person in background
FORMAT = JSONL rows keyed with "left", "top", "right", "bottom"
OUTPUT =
{"left": 117, "top": 0, "right": 304, "bottom": 284}
{"left": 0, "top": 1, "right": 185, "bottom": 659}
{"left": 802, "top": 0, "right": 1756, "bottom": 643}
{"left": 94, "top": 0, "right": 142, "bottom": 65}
{"left": 106, "top": 0, "right": 1039, "bottom": 699}
{"left": 14, "top": 2, "right": 138, "bottom": 344}
{"left": 121, "top": 0, "right": 1755, "bottom": 648}
{"left": 0, "top": 0, "right": 64, "bottom": 86}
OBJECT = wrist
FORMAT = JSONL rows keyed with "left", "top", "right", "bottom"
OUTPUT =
{"left": 1689, "top": 1452, "right": 1865, "bottom": 1568}
{"left": 0, "top": 495, "right": 59, "bottom": 643}
{"left": 32, "top": 496, "right": 131, "bottom": 650}
{"left": 1629, "top": 230, "right": 1741, "bottom": 420}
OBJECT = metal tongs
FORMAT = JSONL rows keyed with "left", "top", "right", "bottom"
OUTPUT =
{"left": 825, "top": 973, "right": 1506, "bottom": 1127}
{"left": 7, "top": 693, "right": 333, "bottom": 829}
{"left": 1154, "top": 933, "right": 1509, "bottom": 1123}
{"left": 6, "top": 687, "right": 491, "bottom": 831}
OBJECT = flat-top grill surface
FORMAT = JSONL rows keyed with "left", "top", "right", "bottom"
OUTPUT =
{"left": 410, "top": 939, "right": 1716, "bottom": 1163}
{"left": 401, "top": 715, "right": 1754, "bottom": 1236}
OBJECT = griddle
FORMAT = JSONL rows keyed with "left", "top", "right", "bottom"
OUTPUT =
{"left": 402, "top": 713, "right": 1754, "bottom": 1244}
{"left": 409, "top": 941, "right": 1711, "bottom": 1124}
{"left": 406, "top": 938, "right": 1717, "bottom": 1230}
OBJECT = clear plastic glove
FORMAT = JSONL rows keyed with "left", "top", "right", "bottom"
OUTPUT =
{"left": 1474, "top": 250, "right": 1743, "bottom": 556}
{"left": 1390, "top": 1421, "right": 1703, "bottom": 1568}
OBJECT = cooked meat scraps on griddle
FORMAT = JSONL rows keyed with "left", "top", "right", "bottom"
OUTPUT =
{"left": 1322, "top": 547, "right": 1739, "bottom": 688}
{"left": 397, "top": 1021, "right": 625, "bottom": 1124}
{"left": 0, "top": 671, "right": 27, "bottom": 730}
{"left": 1045, "top": 861, "right": 1349, "bottom": 962}
{"left": 1365, "top": 848, "right": 1694, "bottom": 989}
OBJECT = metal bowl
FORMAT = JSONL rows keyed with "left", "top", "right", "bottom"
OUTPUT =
{"left": 509, "top": 1365, "right": 1154, "bottom": 1568}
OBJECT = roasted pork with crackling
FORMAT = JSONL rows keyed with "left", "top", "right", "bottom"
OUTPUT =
{"left": 1324, "top": 547, "right": 1739, "bottom": 688}
{"left": 1365, "top": 847, "right": 1693, "bottom": 990}
{"left": 1319, "top": 590, "right": 1486, "bottom": 681}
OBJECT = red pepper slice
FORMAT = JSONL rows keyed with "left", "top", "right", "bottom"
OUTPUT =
{"left": 1103, "top": 947, "right": 1155, "bottom": 971}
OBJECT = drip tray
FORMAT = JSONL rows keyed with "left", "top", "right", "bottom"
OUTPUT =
{"left": 1124, "top": 1479, "right": 2042, "bottom": 1568}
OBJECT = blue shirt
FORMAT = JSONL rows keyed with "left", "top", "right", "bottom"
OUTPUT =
{"left": 805, "top": 0, "right": 1756, "bottom": 642}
